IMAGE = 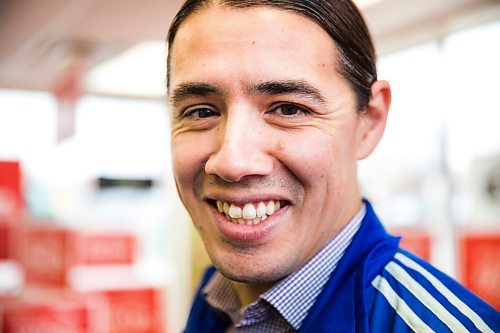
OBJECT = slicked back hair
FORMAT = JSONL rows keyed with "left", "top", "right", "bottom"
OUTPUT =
{"left": 166, "top": 0, "right": 377, "bottom": 111}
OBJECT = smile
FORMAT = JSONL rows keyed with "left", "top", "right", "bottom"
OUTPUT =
{"left": 211, "top": 200, "right": 288, "bottom": 226}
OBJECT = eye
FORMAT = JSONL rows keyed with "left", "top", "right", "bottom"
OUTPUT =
{"left": 183, "top": 107, "right": 220, "bottom": 119}
{"left": 270, "top": 104, "right": 309, "bottom": 117}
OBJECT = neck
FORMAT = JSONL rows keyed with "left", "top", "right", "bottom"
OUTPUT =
{"left": 232, "top": 281, "right": 276, "bottom": 309}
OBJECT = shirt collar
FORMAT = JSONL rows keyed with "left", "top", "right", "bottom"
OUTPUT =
{"left": 203, "top": 272, "right": 241, "bottom": 324}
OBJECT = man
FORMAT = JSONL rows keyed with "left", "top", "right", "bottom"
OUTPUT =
{"left": 166, "top": 0, "right": 499, "bottom": 332}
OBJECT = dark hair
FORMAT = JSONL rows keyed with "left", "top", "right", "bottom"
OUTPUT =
{"left": 166, "top": 0, "right": 377, "bottom": 110}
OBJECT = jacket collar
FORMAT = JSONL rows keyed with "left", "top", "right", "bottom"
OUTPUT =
{"left": 299, "top": 200, "right": 400, "bottom": 333}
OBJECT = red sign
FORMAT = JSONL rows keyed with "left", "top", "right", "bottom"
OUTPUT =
{"left": 95, "top": 288, "right": 164, "bottom": 333}
{"left": 72, "top": 233, "right": 136, "bottom": 266}
{"left": 15, "top": 225, "right": 139, "bottom": 287}
{"left": 15, "top": 225, "right": 72, "bottom": 287}
{"left": 459, "top": 231, "right": 500, "bottom": 310}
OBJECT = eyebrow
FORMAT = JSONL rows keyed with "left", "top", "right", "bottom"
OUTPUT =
{"left": 169, "top": 79, "right": 327, "bottom": 106}
{"left": 169, "top": 82, "right": 224, "bottom": 104}
{"left": 247, "top": 80, "right": 327, "bottom": 105}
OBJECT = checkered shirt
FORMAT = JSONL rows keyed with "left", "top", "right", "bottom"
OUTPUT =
{"left": 203, "top": 204, "right": 366, "bottom": 333}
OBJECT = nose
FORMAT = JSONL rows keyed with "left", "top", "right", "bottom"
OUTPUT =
{"left": 205, "top": 110, "right": 273, "bottom": 182}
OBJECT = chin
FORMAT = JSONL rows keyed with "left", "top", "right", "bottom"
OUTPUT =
{"left": 213, "top": 257, "right": 292, "bottom": 284}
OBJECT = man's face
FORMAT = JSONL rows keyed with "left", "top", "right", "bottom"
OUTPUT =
{"left": 169, "top": 5, "right": 367, "bottom": 283}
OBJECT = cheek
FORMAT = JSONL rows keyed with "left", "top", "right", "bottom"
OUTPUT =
{"left": 171, "top": 142, "right": 191, "bottom": 182}
{"left": 171, "top": 134, "right": 208, "bottom": 190}
{"left": 275, "top": 131, "right": 357, "bottom": 191}
{"left": 275, "top": 136, "right": 332, "bottom": 187}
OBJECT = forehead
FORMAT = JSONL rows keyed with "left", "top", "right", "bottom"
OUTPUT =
{"left": 175, "top": 4, "right": 329, "bottom": 41}
{"left": 168, "top": 5, "right": 342, "bottom": 94}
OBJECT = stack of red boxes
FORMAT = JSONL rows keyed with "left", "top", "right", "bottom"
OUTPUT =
{"left": 0, "top": 161, "right": 166, "bottom": 333}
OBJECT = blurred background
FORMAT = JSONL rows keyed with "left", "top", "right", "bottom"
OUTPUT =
{"left": 0, "top": 0, "right": 499, "bottom": 332}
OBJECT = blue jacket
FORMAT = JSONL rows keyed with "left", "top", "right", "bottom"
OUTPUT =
{"left": 185, "top": 201, "right": 500, "bottom": 332}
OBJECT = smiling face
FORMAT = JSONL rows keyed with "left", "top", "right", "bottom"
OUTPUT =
{"left": 169, "top": 4, "right": 385, "bottom": 284}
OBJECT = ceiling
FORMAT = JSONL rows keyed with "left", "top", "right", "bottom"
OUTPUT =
{"left": 0, "top": 0, "right": 499, "bottom": 97}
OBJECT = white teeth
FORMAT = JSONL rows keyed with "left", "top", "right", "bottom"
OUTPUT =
{"left": 266, "top": 201, "right": 275, "bottom": 215}
{"left": 228, "top": 204, "right": 242, "bottom": 219}
{"left": 256, "top": 202, "right": 266, "bottom": 217}
{"left": 242, "top": 203, "right": 257, "bottom": 219}
{"left": 215, "top": 199, "right": 285, "bottom": 226}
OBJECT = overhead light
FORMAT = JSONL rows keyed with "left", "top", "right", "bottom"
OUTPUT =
{"left": 85, "top": 41, "right": 166, "bottom": 98}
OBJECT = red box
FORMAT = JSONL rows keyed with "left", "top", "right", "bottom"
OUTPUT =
{"left": 459, "top": 231, "right": 500, "bottom": 310}
{"left": 390, "top": 227, "right": 431, "bottom": 262}
{"left": 15, "top": 225, "right": 72, "bottom": 287}
{"left": 0, "top": 161, "right": 24, "bottom": 215}
{"left": 14, "top": 224, "right": 138, "bottom": 287}
{"left": 72, "top": 233, "right": 136, "bottom": 266}
{"left": 1, "top": 292, "right": 97, "bottom": 333}
{"left": 93, "top": 288, "right": 164, "bottom": 333}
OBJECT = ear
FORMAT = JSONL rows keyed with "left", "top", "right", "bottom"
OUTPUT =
{"left": 356, "top": 80, "right": 391, "bottom": 160}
